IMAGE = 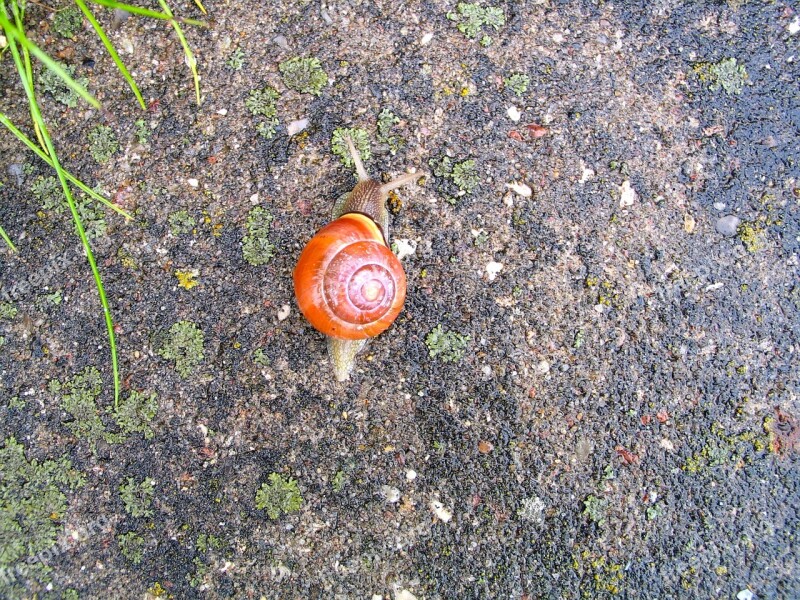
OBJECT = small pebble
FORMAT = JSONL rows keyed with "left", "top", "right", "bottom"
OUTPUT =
{"left": 287, "top": 118, "right": 310, "bottom": 136}
{"left": 737, "top": 590, "right": 754, "bottom": 600}
{"left": 505, "top": 181, "right": 532, "bottom": 197}
{"left": 619, "top": 180, "right": 636, "bottom": 207}
{"left": 393, "top": 239, "right": 417, "bottom": 260}
{"left": 486, "top": 261, "right": 503, "bottom": 281}
{"left": 406, "top": 469, "right": 417, "bottom": 481}
{"left": 277, "top": 304, "right": 291, "bottom": 321}
{"left": 380, "top": 485, "right": 401, "bottom": 504}
{"left": 715, "top": 215, "right": 740, "bottom": 236}
{"left": 187, "top": 178, "right": 199, "bottom": 188}
{"left": 507, "top": 106, "right": 522, "bottom": 122}
{"left": 272, "top": 35, "right": 289, "bottom": 50}
{"left": 429, "top": 499, "right": 453, "bottom": 522}
{"left": 713, "top": 202, "right": 726, "bottom": 211}
{"left": 420, "top": 32, "right": 434, "bottom": 45}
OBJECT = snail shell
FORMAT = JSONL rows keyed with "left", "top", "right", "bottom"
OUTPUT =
{"left": 293, "top": 212, "right": 406, "bottom": 340}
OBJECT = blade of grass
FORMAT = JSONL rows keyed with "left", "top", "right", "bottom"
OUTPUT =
{"left": 0, "top": 9, "right": 100, "bottom": 109}
{"left": 0, "top": 223, "right": 18, "bottom": 252}
{"left": 75, "top": 0, "right": 145, "bottom": 110}
{"left": 193, "top": 0, "right": 207, "bottom": 14}
{"left": 9, "top": 0, "right": 47, "bottom": 152}
{"left": 88, "top": 0, "right": 206, "bottom": 27}
{"left": 0, "top": 113, "right": 134, "bottom": 220}
{"left": 4, "top": 22, "right": 120, "bottom": 407}
{"left": 159, "top": 0, "right": 201, "bottom": 106}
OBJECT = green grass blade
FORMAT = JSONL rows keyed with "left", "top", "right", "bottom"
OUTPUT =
{"left": 87, "top": 0, "right": 206, "bottom": 27}
{"left": 75, "top": 0, "right": 145, "bottom": 110}
{"left": 0, "top": 10, "right": 100, "bottom": 109}
{"left": 159, "top": 0, "right": 201, "bottom": 106}
{"left": 193, "top": 0, "right": 207, "bottom": 14}
{"left": 4, "top": 27, "right": 120, "bottom": 407}
{"left": 0, "top": 113, "right": 134, "bottom": 220}
{"left": 0, "top": 223, "right": 18, "bottom": 252}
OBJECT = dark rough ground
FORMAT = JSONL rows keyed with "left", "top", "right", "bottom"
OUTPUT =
{"left": 1, "top": 1, "right": 799, "bottom": 598}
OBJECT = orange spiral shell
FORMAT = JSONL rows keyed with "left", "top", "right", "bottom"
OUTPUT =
{"left": 294, "top": 213, "right": 406, "bottom": 340}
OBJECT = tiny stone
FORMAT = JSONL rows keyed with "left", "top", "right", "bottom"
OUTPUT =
{"left": 507, "top": 106, "right": 522, "bottom": 122}
{"left": 277, "top": 304, "right": 291, "bottom": 321}
{"left": 715, "top": 215, "right": 740, "bottom": 236}
{"left": 713, "top": 202, "right": 726, "bottom": 211}
{"left": 272, "top": 35, "right": 289, "bottom": 50}
{"left": 187, "top": 178, "right": 199, "bottom": 188}
{"left": 420, "top": 32, "right": 434, "bottom": 45}
{"left": 737, "top": 590, "right": 754, "bottom": 600}
{"left": 406, "top": 469, "right": 417, "bottom": 481}
{"left": 380, "top": 485, "right": 401, "bottom": 504}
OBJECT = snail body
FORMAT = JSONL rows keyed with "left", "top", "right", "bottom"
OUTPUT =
{"left": 293, "top": 136, "right": 422, "bottom": 381}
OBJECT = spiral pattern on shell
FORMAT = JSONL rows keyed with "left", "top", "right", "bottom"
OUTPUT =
{"left": 294, "top": 213, "right": 406, "bottom": 340}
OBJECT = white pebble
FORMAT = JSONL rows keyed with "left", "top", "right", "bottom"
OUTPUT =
{"left": 393, "top": 239, "right": 417, "bottom": 260}
{"left": 537, "top": 360, "right": 550, "bottom": 374}
{"left": 406, "top": 469, "right": 417, "bottom": 481}
{"left": 277, "top": 304, "right": 291, "bottom": 321}
{"left": 506, "top": 105, "right": 522, "bottom": 122}
{"left": 429, "top": 499, "right": 453, "bottom": 522}
{"left": 485, "top": 261, "right": 503, "bottom": 281}
{"left": 395, "top": 591, "right": 419, "bottom": 600}
{"left": 789, "top": 16, "right": 800, "bottom": 35}
{"left": 737, "top": 590, "right": 754, "bottom": 600}
{"left": 249, "top": 193, "right": 259, "bottom": 204}
{"left": 420, "top": 32, "right": 434, "bottom": 45}
{"left": 187, "top": 178, "right": 199, "bottom": 188}
{"left": 216, "top": 108, "right": 228, "bottom": 116}
{"left": 505, "top": 181, "right": 532, "bottom": 197}
{"left": 380, "top": 485, "right": 401, "bottom": 504}
{"left": 619, "top": 180, "right": 636, "bottom": 207}
{"left": 287, "top": 118, "right": 310, "bottom": 136}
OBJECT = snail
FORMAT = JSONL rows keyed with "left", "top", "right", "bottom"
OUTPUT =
{"left": 294, "top": 136, "right": 423, "bottom": 381}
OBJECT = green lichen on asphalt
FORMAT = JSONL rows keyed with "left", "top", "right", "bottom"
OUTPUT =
{"left": 279, "top": 56, "right": 327, "bottom": 95}
{"left": 255, "top": 473, "right": 303, "bottom": 519}
{"left": 376, "top": 108, "right": 404, "bottom": 154}
{"left": 253, "top": 347, "right": 270, "bottom": 367}
{"left": 693, "top": 57, "right": 748, "bottom": 95}
{"left": 331, "top": 127, "right": 371, "bottom": 169}
{"left": 168, "top": 209, "right": 196, "bottom": 235}
{"left": 245, "top": 85, "right": 279, "bottom": 139}
{"left": 134, "top": 119, "right": 151, "bottom": 144}
{"left": 446, "top": 2, "right": 505, "bottom": 44}
{"left": 682, "top": 421, "right": 767, "bottom": 474}
{"left": 573, "top": 550, "right": 625, "bottom": 595}
{"left": 117, "top": 531, "right": 145, "bottom": 564}
{"left": 0, "top": 437, "right": 85, "bottom": 599}
{"left": 52, "top": 6, "right": 83, "bottom": 39}
{"left": 241, "top": 206, "right": 275, "bottom": 266}
{"left": 0, "top": 302, "right": 17, "bottom": 319}
{"left": 37, "top": 176, "right": 108, "bottom": 238}
{"left": 111, "top": 390, "right": 158, "bottom": 440}
{"left": 119, "top": 476, "right": 155, "bottom": 518}
{"left": 737, "top": 221, "right": 765, "bottom": 252}
{"left": 87, "top": 125, "right": 119, "bottom": 164}
{"left": 429, "top": 155, "right": 479, "bottom": 204}
{"left": 582, "top": 494, "right": 608, "bottom": 525}
{"left": 159, "top": 320, "right": 205, "bottom": 378}
{"left": 55, "top": 366, "right": 122, "bottom": 451}
{"left": 225, "top": 47, "right": 245, "bottom": 71}
{"left": 39, "top": 63, "right": 87, "bottom": 107}
{"left": 425, "top": 325, "right": 470, "bottom": 363}
{"left": 504, "top": 73, "right": 530, "bottom": 96}
{"left": 32, "top": 175, "right": 63, "bottom": 211}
